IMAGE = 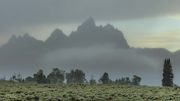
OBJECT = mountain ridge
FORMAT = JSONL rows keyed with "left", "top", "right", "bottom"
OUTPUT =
{"left": 0, "top": 18, "right": 177, "bottom": 67}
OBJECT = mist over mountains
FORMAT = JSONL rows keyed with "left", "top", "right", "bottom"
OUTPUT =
{"left": 0, "top": 18, "right": 179, "bottom": 86}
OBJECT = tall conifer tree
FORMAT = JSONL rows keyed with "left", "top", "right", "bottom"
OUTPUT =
{"left": 162, "top": 58, "right": 173, "bottom": 87}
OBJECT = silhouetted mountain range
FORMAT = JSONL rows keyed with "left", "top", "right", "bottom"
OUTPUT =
{"left": 0, "top": 33, "right": 43, "bottom": 65}
{"left": 0, "top": 17, "right": 130, "bottom": 65}
{"left": 0, "top": 18, "right": 180, "bottom": 85}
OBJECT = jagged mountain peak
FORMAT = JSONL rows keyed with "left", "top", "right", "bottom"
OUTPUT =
{"left": 83, "top": 17, "right": 95, "bottom": 25}
{"left": 8, "top": 34, "right": 17, "bottom": 42}
{"left": 8, "top": 33, "right": 37, "bottom": 43}
{"left": 69, "top": 18, "right": 129, "bottom": 49}
{"left": 1, "top": 33, "right": 43, "bottom": 54}
{"left": 77, "top": 17, "right": 96, "bottom": 31}
{"left": 51, "top": 29, "right": 64, "bottom": 36}
{"left": 49, "top": 29, "right": 67, "bottom": 39}
{"left": 46, "top": 29, "right": 67, "bottom": 42}
{"left": 104, "top": 24, "right": 115, "bottom": 30}
{"left": 44, "top": 28, "right": 68, "bottom": 49}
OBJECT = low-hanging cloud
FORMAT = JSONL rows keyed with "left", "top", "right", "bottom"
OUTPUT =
{"left": 41, "top": 45, "right": 162, "bottom": 85}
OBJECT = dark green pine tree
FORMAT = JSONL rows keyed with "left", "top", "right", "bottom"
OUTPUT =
{"left": 99, "top": 72, "right": 110, "bottom": 84}
{"left": 162, "top": 58, "right": 174, "bottom": 87}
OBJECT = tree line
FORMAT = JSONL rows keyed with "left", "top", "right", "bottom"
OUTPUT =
{"left": 4, "top": 58, "right": 175, "bottom": 87}
{"left": 9, "top": 68, "right": 142, "bottom": 86}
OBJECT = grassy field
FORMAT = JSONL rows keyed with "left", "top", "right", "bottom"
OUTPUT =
{"left": 0, "top": 82, "right": 180, "bottom": 101}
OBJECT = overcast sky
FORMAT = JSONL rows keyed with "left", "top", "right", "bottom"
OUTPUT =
{"left": 1, "top": 0, "right": 180, "bottom": 51}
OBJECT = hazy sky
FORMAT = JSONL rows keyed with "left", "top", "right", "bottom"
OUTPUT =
{"left": 1, "top": 0, "right": 180, "bottom": 51}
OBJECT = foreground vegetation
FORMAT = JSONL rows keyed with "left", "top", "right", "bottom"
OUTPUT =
{"left": 0, "top": 58, "right": 175, "bottom": 100}
{"left": 0, "top": 81, "right": 180, "bottom": 101}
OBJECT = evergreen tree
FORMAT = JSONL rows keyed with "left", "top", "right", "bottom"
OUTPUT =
{"left": 47, "top": 68, "right": 65, "bottom": 84}
{"left": 162, "top": 58, "right": 173, "bottom": 87}
{"left": 34, "top": 69, "right": 47, "bottom": 84}
{"left": 66, "top": 69, "right": 86, "bottom": 84}
{"left": 99, "top": 72, "right": 110, "bottom": 84}
{"left": 132, "top": 75, "right": 141, "bottom": 86}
